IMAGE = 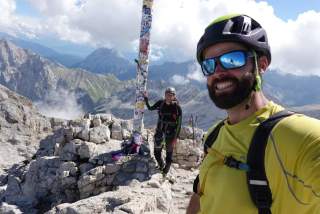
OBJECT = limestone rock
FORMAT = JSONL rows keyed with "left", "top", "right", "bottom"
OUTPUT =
{"left": 111, "top": 119, "right": 122, "bottom": 140}
{"left": 77, "top": 128, "right": 90, "bottom": 142}
{"left": 69, "top": 119, "right": 90, "bottom": 129}
{"left": 0, "top": 84, "right": 52, "bottom": 169}
{"left": 51, "top": 118, "right": 68, "bottom": 129}
{"left": 98, "top": 113, "right": 112, "bottom": 125}
{"left": 179, "top": 126, "right": 193, "bottom": 139}
{"left": 46, "top": 184, "right": 172, "bottom": 214}
{"left": 89, "top": 125, "right": 111, "bottom": 144}
{"left": 60, "top": 140, "right": 82, "bottom": 161}
{"left": 92, "top": 115, "right": 102, "bottom": 127}
{"left": 78, "top": 141, "right": 97, "bottom": 160}
{"left": 121, "top": 120, "right": 133, "bottom": 132}
{"left": 0, "top": 202, "right": 23, "bottom": 214}
{"left": 173, "top": 139, "right": 203, "bottom": 169}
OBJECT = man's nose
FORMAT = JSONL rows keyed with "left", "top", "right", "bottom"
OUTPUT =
{"left": 214, "top": 62, "right": 226, "bottom": 74}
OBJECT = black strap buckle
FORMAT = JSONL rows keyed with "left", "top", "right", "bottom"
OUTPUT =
{"left": 224, "top": 156, "right": 250, "bottom": 171}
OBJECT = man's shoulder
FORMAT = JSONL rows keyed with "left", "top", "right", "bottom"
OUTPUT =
{"left": 156, "top": 99, "right": 164, "bottom": 104}
{"left": 277, "top": 113, "right": 320, "bottom": 128}
{"left": 259, "top": 102, "right": 319, "bottom": 129}
{"left": 273, "top": 113, "right": 320, "bottom": 141}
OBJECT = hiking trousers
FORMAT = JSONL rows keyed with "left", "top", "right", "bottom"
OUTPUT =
{"left": 153, "top": 122, "right": 177, "bottom": 173}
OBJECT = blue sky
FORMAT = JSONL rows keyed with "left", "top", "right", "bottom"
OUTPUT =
{"left": 258, "top": 0, "right": 320, "bottom": 20}
{"left": 15, "top": 0, "right": 42, "bottom": 18}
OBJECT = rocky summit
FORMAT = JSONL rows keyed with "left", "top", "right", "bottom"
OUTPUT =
{"left": 0, "top": 84, "right": 203, "bottom": 214}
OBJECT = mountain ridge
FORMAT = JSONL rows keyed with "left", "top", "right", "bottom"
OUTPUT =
{"left": 0, "top": 39, "right": 133, "bottom": 114}
{"left": 1, "top": 38, "right": 320, "bottom": 130}
{"left": 0, "top": 33, "right": 84, "bottom": 67}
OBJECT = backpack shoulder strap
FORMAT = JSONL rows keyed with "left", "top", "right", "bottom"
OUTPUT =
{"left": 246, "top": 110, "right": 294, "bottom": 214}
{"left": 204, "top": 120, "right": 225, "bottom": 154}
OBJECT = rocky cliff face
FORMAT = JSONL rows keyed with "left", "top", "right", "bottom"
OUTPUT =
{"left": 0, "top": 84, "right": 52, "bottom": 169}
{"left": 0, "top": 39, "right": 60, "bottom": 101}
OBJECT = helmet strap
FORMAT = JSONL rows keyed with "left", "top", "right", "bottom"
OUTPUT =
{"left": 252, "top": 51, "right": 262, "bottom": 91}
{"left": 244, "top": 51, "right": 261, "bottom": 110}
{"left": 245, "top": 91, "right": 254, "bottom": 110}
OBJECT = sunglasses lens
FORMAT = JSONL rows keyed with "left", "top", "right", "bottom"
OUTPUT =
{"left": 202, "top": 58, "right": 216, "bottom": 76}
{"left": 220, "top": 51, "right": 246, "bottom": 69}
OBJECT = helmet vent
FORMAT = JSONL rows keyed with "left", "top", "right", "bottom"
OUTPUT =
{"left": 241, "top": 16, "right": 252, "bottom": 34}
{"left": 258, "top": 36, "right": 266, "bottom": 42}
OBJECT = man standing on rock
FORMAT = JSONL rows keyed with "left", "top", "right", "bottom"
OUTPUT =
{"left": 187, "top": 14, "right": 320, "bottom": 214}
{"left": 144, "top": 87, "right": 182, "bottom": 175}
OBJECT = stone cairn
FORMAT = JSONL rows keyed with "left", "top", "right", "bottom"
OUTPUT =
{"left": 0, "top": 113, "right": 204, "bottom": 213}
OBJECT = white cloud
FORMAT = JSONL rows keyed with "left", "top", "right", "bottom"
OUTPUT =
{"left": 171, "top": 74, "right": 190, "bottom": 85}
{"left": 27, "top": 0, "right": 79, "bottom": 16}
{"left": 187, "top": 63, "right": 206, "bottom": 83}
{"left": 2, "top": 0, "right": 320, "bottom": 75}
{"left": 0, "top": 0, "right": 16, "bottom": 22}
{"left": 0, "top": 0, "right": 44, "bottom": 38}
{"left": 45, "top": 16, "right": 92, "bottom": 43}
{"left": 0, "top": 0, "right": 18, "bottom": 34}
{"left": 269, "top": 11, "right": 320, "bottom": 75}
{"left": 50, "top": 0, "right": 141, "bottom": 49}
{"left": 35, "top": 89, "right": 84, "bottom": 120}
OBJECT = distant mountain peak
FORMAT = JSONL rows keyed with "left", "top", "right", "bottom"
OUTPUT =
{"left": 0, "top": 39, "right": 32, "bottom": 66}
{"left": 0, "top": 39, "right": 28, "bottom": 54}
{"left": 74, "top": 47, "right": 135, "bottom": 79}
{"left": 0, "top": 38, "right": 62, "bottom": 71}
{"left": 92, "top": 47, "right": 117, "bottom": 55}
{"left": 88, "top": 47, "right": 129, "bottom": 61}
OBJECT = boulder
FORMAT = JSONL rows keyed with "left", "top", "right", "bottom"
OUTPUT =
{"left": 92, "top": 115, "right": 102, "bottom": 127}
{"left": 98, "top": 113, "right": 112, "bottom": 125}
{"left": 179, "top": 126, "right": 193, "bottom": 139}
{"left": 111, "top": 119, "right": 122, "bottom": 140}
{"left": 60, "top": 139, "right": 82, "bottom": 161}
{"left": 78, "top": 141, "right": 97, "bottom": 160}
{"left": 89, "top": 125, "right": 111, "bottom": 144}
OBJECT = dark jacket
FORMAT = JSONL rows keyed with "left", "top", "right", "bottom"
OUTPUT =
{"left": 145, "top": 97, "right": 182, "bottom": 137}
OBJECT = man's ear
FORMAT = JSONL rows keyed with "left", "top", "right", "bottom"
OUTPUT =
{"left": 258, "top": 56, "right": 269, "bottom": 74}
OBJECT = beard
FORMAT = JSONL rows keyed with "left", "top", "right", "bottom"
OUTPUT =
{"left": 207, "top": 71, "right": 255, "bottom": 109}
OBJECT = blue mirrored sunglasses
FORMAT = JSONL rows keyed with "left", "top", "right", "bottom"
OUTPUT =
{"left": 201, "top": 50, "right": 254, "bottom": 76}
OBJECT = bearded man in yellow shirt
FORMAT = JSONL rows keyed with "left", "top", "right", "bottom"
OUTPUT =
{"left": 187, "top": 14, "right": 320, "bottom": 214}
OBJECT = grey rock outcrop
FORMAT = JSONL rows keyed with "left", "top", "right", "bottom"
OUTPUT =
{"left": 89, "top": 125, "right": 111, "bottom": 144}
{"left": 0, "top": 112, "right": 158, "bottom": 213}
{"left": 47, "top": 177, "right": 172, "bottom": 214}
{"left": 0, "top": 202, "right": 23, "bottom": 214}
{"left": 172, "top": 126, "right": 204, "bottom": 169}
{"left": 0, "top": 84, "right": 52, "bottom": 169}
